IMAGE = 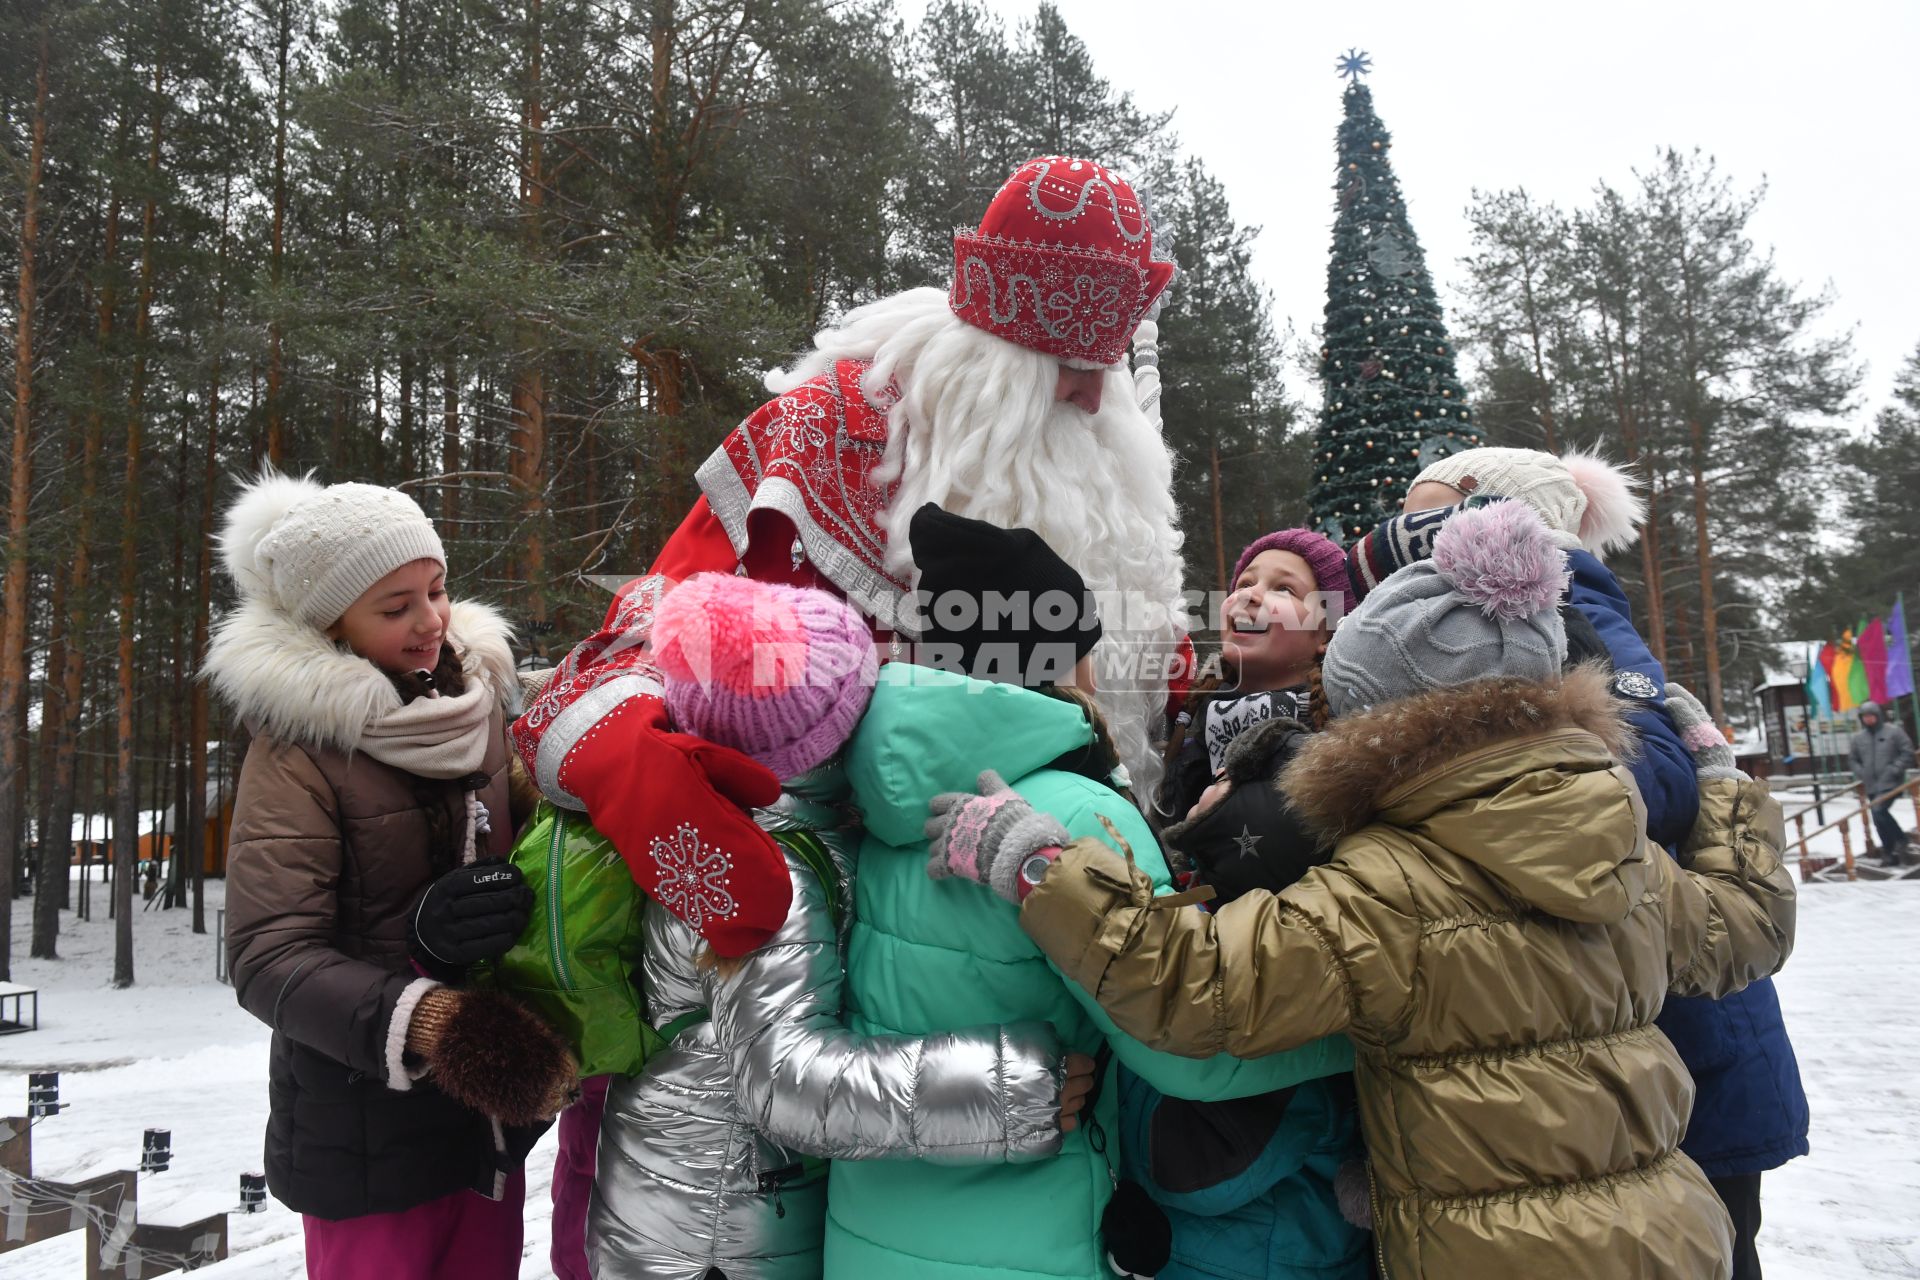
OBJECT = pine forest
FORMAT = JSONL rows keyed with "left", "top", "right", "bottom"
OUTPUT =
{"left": 0, "top": 1, "right": 1908, "bottom": 979}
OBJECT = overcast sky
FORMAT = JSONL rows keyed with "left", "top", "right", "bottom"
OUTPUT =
{"left": 950, "top": 0, "right": 1919, "bottom": 420}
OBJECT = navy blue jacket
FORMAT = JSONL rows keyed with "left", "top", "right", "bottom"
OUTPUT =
{"left": 1565, "top": 550, "right": 1698, "bottom": 846}
{"left": 1566, "top": 549, "right": 1810, "bottom": 1177}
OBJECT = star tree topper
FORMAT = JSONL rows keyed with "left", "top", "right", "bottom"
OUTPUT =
{"left": 1336, "top": 48, "right": 1372, "bottom": 81}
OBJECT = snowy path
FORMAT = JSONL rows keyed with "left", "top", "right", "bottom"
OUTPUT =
{"left": 2, "top": 877, "right": 1916, "bottom": 1277}
{"left": 1764, "top": 885, "right": 1920, "bottom": 1278}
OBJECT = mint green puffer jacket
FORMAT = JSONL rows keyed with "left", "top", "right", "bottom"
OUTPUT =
{"left": 826, "top": 666, "right": 1355, "bottom": 1280}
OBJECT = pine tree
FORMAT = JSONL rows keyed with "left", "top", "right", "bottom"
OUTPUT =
{"left": 1307, "top": 55, "right": 1477, "bottom": 542}
{"left": 1839, "top": 345, "right": 1920, "bottom": 599}
{"left": 1781, "top": 343, "right": 1920, "bottom": 630}
{"left": 1156, "top": 159, "right": 1298, "bottom": 593}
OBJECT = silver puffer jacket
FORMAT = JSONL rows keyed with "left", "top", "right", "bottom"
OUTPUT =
{"left": 589, "top": 763, "right": 1067, "bottom": 1280}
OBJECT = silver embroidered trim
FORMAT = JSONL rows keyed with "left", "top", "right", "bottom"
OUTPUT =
{"left": 1022, "top": 158, "right": 1149, "bottom": 242}
{"left": 535, "top": 671, "right": 665, "bottom": 810}
{"left": 696, "top": 445, "right": 908, "bottom": 629}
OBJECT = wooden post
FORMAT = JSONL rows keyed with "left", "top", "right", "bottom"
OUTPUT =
{"left": 1839, "top": 820, "right": 1855, "bottom": 881}
{"left": 1793, "top": 811, "right": 1808, "bottom": 882}
{"left": 1909, "top": 778, "right": 1919, "bottom": 832}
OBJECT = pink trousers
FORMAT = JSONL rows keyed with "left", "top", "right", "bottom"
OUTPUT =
{"left": 549, "top": 1074, "right": 611, "bottom": 1280}
{"left": 302, "top": 1169, "right": 526, "bottom": 1280}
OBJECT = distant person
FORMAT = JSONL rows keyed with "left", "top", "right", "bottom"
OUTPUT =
{"left": 209, "top": 472, "right": 574, "bottom": 1280}
{"left": 1850, "top": 700, "right": 1915, "bottom": 864}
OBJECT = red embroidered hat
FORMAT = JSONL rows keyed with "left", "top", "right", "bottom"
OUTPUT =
{"left": 950, "top": 156, "right": 1176, "bottom": 368}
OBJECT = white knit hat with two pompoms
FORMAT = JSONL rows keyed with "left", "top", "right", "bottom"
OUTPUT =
{"left": 218, "top": 470, "right": 445, "bottom": 628}
{"left": 1410, "top": 447, "right": 1645, "bottom": 556}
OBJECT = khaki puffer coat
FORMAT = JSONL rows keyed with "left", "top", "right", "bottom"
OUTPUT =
{"left": 1018, "top": 668, "right": 1796, "bottom": 1280}
{"left": 216, "top": 599, "right": 537, "bottom": 1220}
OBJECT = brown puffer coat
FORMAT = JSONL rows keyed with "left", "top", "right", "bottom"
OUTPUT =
{"left": 215, "top": 598, "right": 537, "bottom": 1220}
{"left": 1019, "top": 668, "right": 1795, "bottom": 1280}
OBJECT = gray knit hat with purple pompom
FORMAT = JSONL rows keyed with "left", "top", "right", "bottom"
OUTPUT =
{"left": 1320, "top": 501, "right": 1570, "bottom": 718}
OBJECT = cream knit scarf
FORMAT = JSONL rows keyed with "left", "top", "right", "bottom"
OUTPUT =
{"left": 359, "top": 682, "right": 496, "bottom": 865}
{"left": 359, "top": 681, "right": 494, "bottom": 779}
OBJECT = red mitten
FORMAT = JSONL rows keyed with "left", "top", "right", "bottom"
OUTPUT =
{"left": 564, "top": 705, "right": 791, "bottom": 957}
{"left": 673, "top": 734, "right": 783, "bottom": 811}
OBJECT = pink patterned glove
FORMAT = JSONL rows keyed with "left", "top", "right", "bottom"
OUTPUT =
{"left": 925, "top": 770, "right": 1070, "bottom": 904}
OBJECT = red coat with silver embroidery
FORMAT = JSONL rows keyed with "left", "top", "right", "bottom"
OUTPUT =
{"left": 510, "top": 361, "right": 901, "bottom": 953}
{"left": 513, "top": 357, "right": 1190, "bottom": 952}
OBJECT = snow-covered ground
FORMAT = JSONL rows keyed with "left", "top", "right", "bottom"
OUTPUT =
{"left": 3, "top": 873, "right": 1917, "bottom": 1277}
{"left": 0, "top": 880, "right": 564, "bottom": 1279}
{"left": 1776, "top": 780, "right": 1920, "bottom": 875}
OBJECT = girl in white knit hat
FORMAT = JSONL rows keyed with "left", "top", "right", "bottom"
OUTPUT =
{"left": 206, "top": 471, "right": 575, "bottom": 1280}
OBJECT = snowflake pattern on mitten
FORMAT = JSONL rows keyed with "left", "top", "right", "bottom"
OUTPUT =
{"left": 649, "top": 822, "right": 736, "bottom": 930}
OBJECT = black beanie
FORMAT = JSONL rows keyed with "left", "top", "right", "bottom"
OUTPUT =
{"left": 907, "top": 503, "right": 1102, "bottom": 687}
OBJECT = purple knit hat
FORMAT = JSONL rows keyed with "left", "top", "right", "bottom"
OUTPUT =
{"left": 651, "top": 573, "right": 878, "bottom": 781}
{"left": 1231, "top": 529, "right": 1357, "bottom": 620}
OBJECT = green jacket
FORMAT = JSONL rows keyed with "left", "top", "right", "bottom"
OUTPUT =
{"left": 487, "top": 801, "right": 663, "bottom": 1078}
{"left": 826, "top": 665, "right": 1353, "bottom": 1280}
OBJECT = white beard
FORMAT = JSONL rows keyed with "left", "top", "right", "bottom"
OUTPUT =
{"left": 769, "top": 289, "right": 1189, "bottom": 801}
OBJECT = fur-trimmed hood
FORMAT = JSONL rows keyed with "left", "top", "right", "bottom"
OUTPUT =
{"left": 203, "top": 597, "right": 518, "bottom": 755}
{"left": 1281, "top": 665, "right": 1646, "bottom": 923}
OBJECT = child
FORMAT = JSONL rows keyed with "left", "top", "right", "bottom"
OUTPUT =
{"left": 1367, "top": 446, "right": 1810, "bottom": 1275}
{"left": 1390, "top": 446, "right": 1699, "bottom": 845}
{"left": 586, "top": 571, "right": 1091, "bottom": 1280}
{"left": 211, "top": 473, "right": 576, "bottom": 1280}
{"left": 1159, "top": 527, "right": 1354, "bottom": 900}
{"left": 824, "top": 504, "right": 1353, "bottom": 1280}
{"left": 1131, "top": 527, "right": 1370, "bottom": 1280}
{"left": 930, "top": 500, "right": 1796, "bottom": 1279}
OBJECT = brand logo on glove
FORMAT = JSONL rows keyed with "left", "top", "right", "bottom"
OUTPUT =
{"left": 470, "top": 869, "right": 515, "bottom": 885}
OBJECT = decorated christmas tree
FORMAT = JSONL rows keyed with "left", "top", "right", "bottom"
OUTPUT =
{"left": 1308, "top": 52, "right": 1479, "bottom": 542}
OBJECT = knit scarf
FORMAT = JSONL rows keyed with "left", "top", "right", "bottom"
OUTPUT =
{"left": 359, "top": 682, "right": 496, "bottom": 865}
{"left": 1202, "top": 686, "right": 1312, "bottom": 776}
{"left": 359, "top": 681, "right": 494, "bottom": 778}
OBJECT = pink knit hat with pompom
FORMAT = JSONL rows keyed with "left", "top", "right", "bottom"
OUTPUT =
{"left": 651, "top": 574, "right": 878, "bottom": 781}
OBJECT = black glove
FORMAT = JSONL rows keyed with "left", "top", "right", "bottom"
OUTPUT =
{"left": 409, "top": 859, "right": 534, "bottom": 975}
{"left": 1102, "top": 1178, "right": 1171, "bottom": 1278}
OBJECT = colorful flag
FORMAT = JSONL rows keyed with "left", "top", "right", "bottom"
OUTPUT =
{"left": 1819, "top": 640, "right": 1845, "bottom": 711}
{"left": 1860, "top": 616, "right": 1890, "bottom": 704}
{"left": 1830, "top": 633, "right": 1857, "bottom": 712}
{"left": 1848, "top": 620, "right": 1873, "bottom": 709}
{"left": 1805, "top": 644, "right": 1834, "bottom": 720}
{"left": 1890, "top": 596, "right": 1915, "bottom": 700}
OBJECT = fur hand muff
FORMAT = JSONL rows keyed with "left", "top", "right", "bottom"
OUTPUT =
{"left": 406, "top": 988, "right": 579, "bottom": 1126}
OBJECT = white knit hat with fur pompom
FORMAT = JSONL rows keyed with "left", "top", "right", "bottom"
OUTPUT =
{"left": 218, "top": 470, "right": 446, "bottom": 628}
{"left": 1410, "top": 446, "right": 1645, "bottom": 556}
